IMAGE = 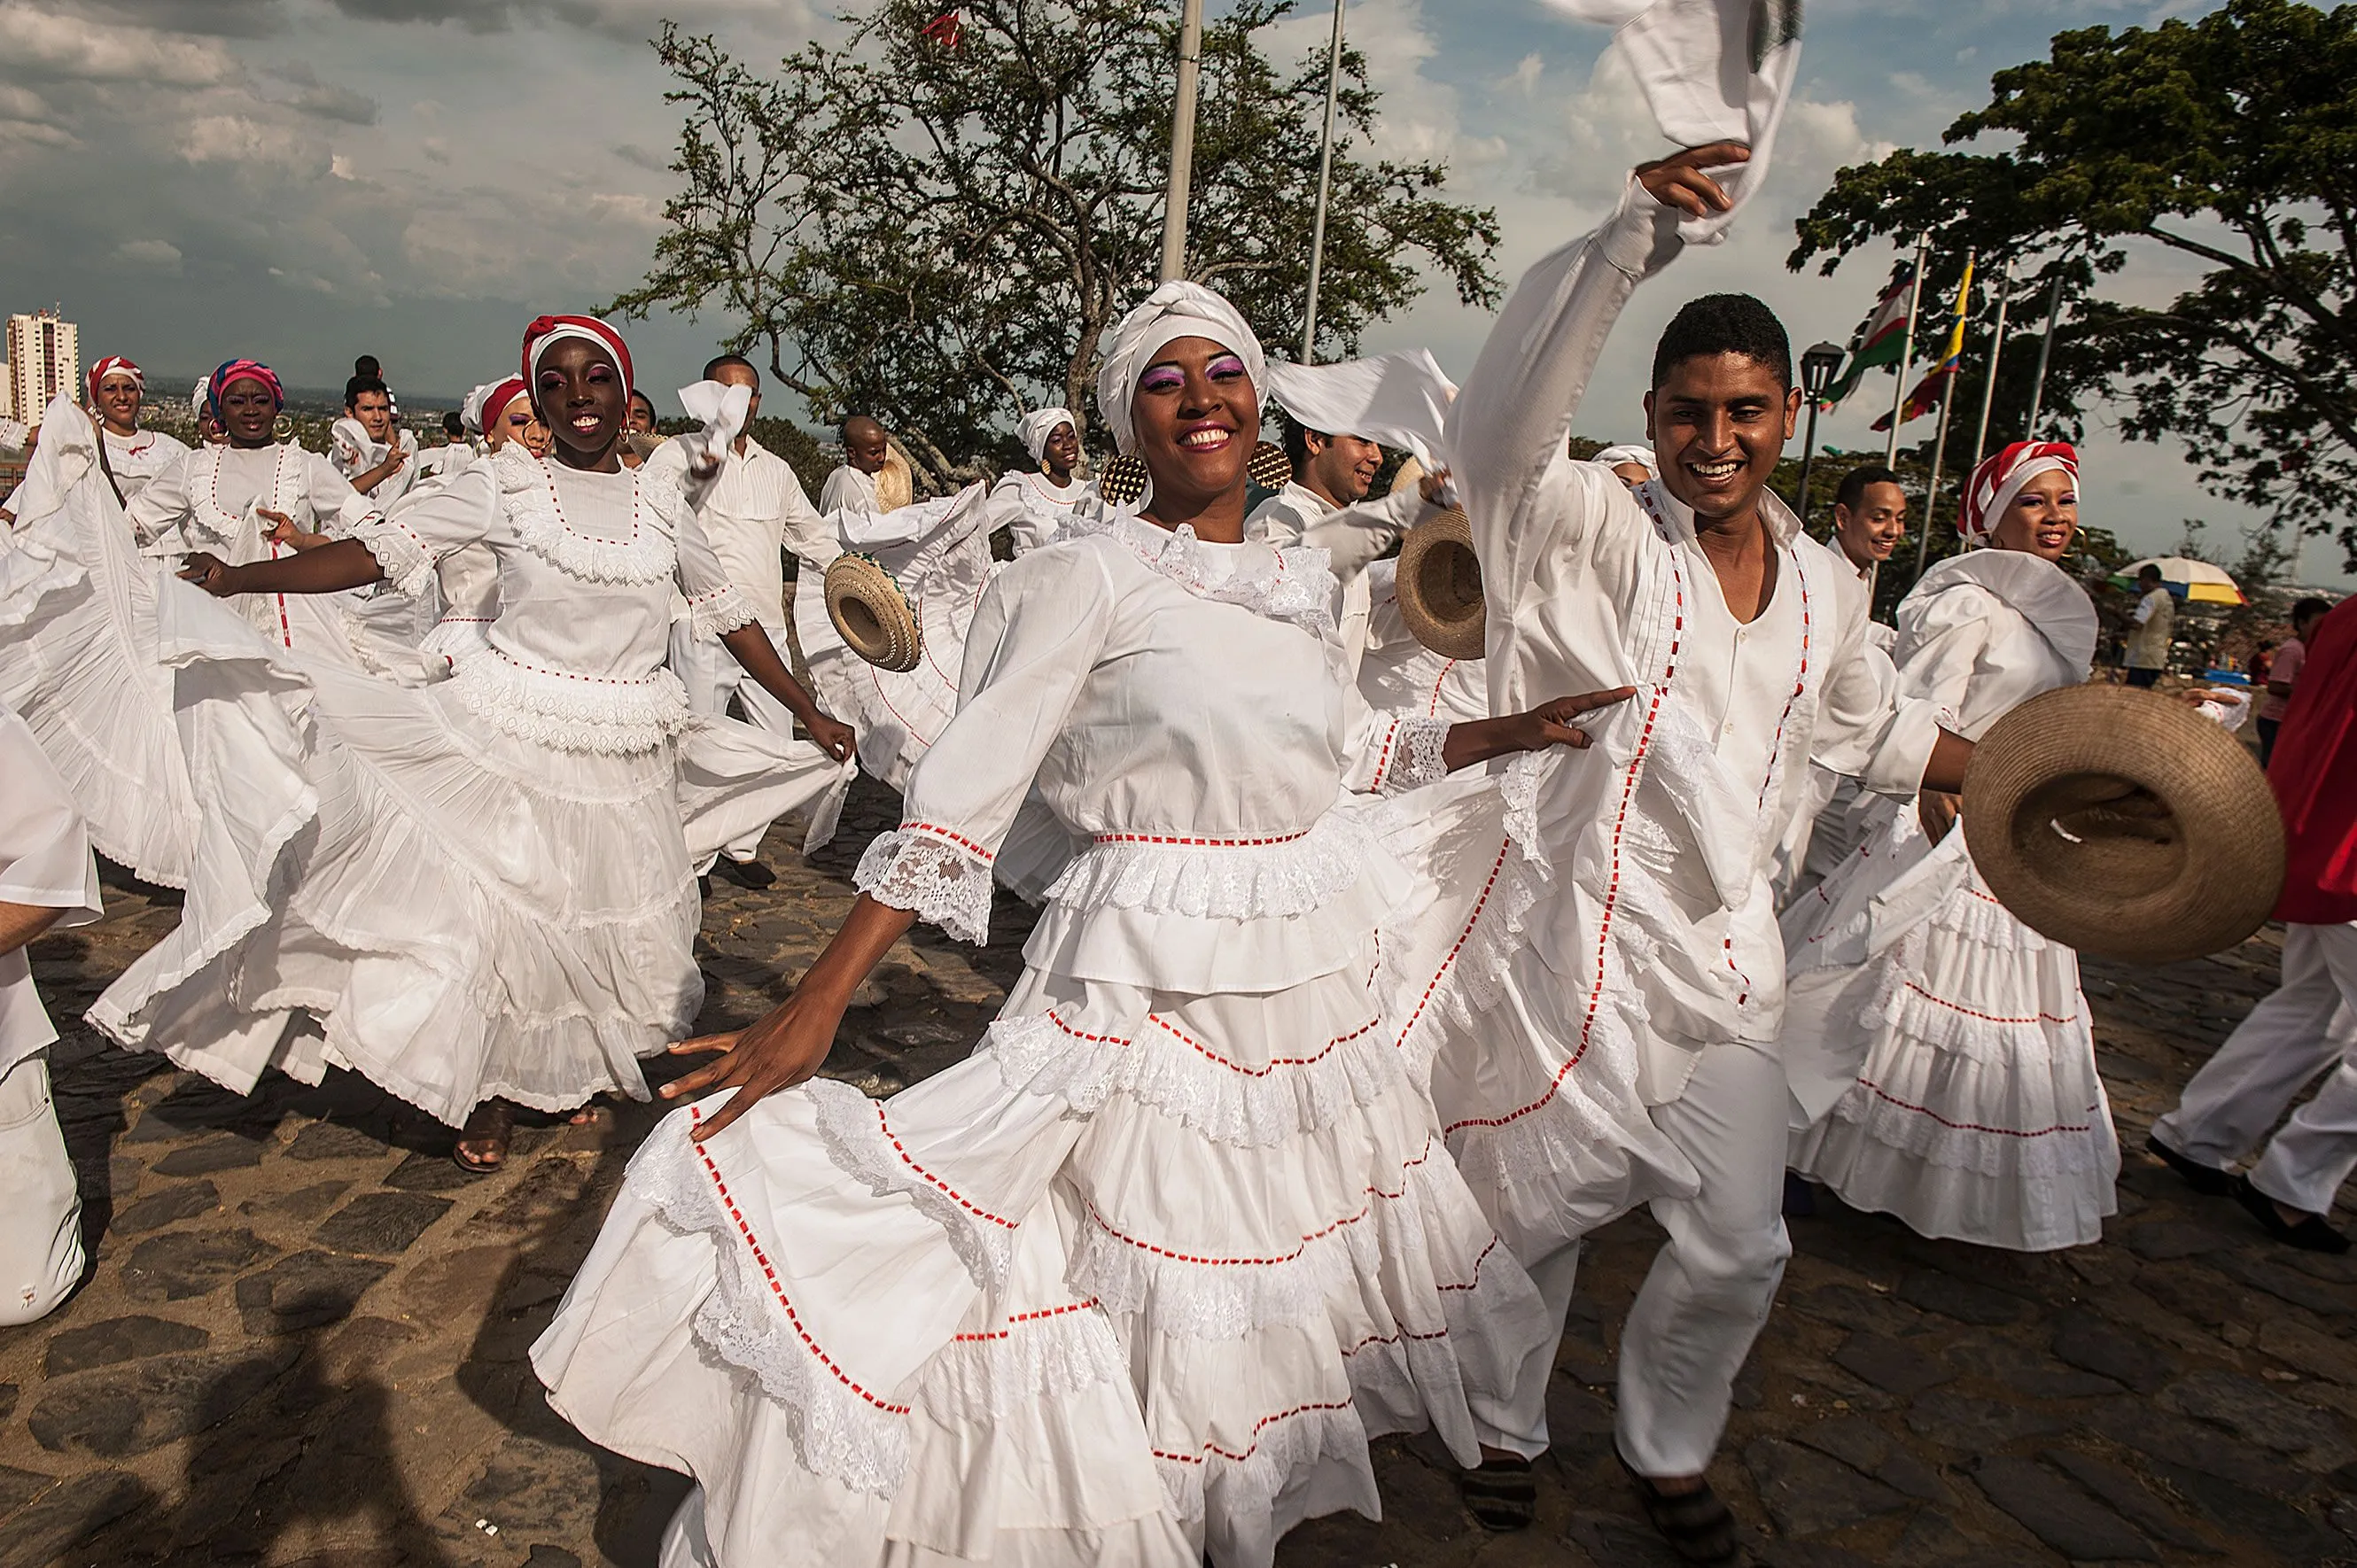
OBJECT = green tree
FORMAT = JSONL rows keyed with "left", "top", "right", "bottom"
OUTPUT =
{"left": 1789, "top": 0, "right": 2357, "bottom": 570}
{"left": 611, "top": 2, "right": 1499, "bottom": 484}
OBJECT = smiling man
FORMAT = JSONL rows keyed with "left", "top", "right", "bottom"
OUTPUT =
{"left": 1427, "top": 145, "right": 1976, "bottom": 1561}
{"left": 1246, "top": 414, "right": 1427, "bottom": 677}
{"left": 1829, "top": 462, "right": 1907, "bottom": 580}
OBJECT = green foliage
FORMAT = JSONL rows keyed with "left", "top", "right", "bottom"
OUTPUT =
{"left": 611, "top": 1, "right": 1499, "bottom": 483}
{"left": 1790, "top": 0, "right": 2357, "bottom": 571}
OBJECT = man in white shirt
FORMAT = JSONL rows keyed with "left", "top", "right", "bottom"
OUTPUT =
{"left": 671, "top": 355, "right": 840, "bottom": 889}
{"left": 819, "top": 415, "right": 892, "bottom": 516}
{"left": 1829, "top": 462, "right": 1907, "bottom": 582}
{"left": 413, "top": 412, "right": 474, "bottom": 483}
{"left": 331, "top": 375, "right": 417, "bottom": 503}
{"left": 1247, "top": 415, "right": 1427, "bottom": 677}
{"left": 2125, "top": 563, "right": 2174, "bottom": 687}
{"left": 1441, "top": 144, "right": 1972, "bottom": 1557}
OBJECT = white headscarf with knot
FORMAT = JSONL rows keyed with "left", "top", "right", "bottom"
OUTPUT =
{"left": 1094, "top": 281, "right": 1265, "bottom": 456}
{"left": 1020, "top": 407, "right": 1077, "bottom": 465}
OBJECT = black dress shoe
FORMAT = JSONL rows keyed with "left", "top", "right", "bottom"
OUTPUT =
{"left": 2146, "top": 1132, "right": 2235, "bottom": 1196}
{"left": 2235, "top": 1174, "right": 2351, "bottom": 1254}
{"left": 721, "top": 858, "right": 776, "bottom": 889}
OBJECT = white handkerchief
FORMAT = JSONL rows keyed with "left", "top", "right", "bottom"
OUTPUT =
{"left": 677, "top": 378, "right": 754, "bottom": 459}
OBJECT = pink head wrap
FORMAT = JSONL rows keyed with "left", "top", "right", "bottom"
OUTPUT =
{"left": 520, "top": 314, "right": 634, "bottom": 408}
{"left": 87, "top": 355, "right": 143, "bottom": 404}
{"left": 1959, "top": 440, "right": 2079, "bottom": 544}
{"left": 206, "top": 359, "right": 284, "bottom": 422}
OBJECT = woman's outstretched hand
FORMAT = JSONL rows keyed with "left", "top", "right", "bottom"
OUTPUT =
{"left": 178, "top": 552, "right": 242, "bottom": 595}
{"left": 1440, "top": 687, "right": 1638, "bottom": 774}
{"left": 1636, "top": 142, "right": 1750, "bottom": 218}
{"left": 663, "top": 988, "right": 843, "bottom": 1141}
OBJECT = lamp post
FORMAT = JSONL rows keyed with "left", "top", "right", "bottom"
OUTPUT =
{"left": 1300, "top": 0, "right": 1347, "bottom": 362}
{"left": 1796, "top": 339, "right": 1844, "bottom": 528}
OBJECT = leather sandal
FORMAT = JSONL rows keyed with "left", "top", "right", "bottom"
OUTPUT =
{"left": 1618, "top": 1449, "right": 1746, "bottom": 1566}
{"left": 1460, "top": 1454, "right": 1537, "bottom": 1532}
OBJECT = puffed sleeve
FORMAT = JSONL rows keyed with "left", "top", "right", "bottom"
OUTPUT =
{"left": 349, "top": 464, "right": 497, "bottom": 598}
{"left": 1810, "top": 570, "right": 1947, "bottom": 798}
{"left": 122, "top": 447, "right": 194, "bottom": 547}
{"left": 855, "top": 545, "right": 1118, "bottom": 943}
{"left": 1888, "top": 582, "right": 1999, "bottom": 735}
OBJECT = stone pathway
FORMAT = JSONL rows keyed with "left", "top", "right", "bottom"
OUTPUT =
{"left": 0, "top": 780, "right": 2352, "bottom": 1566}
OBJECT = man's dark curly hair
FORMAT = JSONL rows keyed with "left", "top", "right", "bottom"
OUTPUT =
{"left": 1652, "top": 293, "right": 1792, "bottom": 391}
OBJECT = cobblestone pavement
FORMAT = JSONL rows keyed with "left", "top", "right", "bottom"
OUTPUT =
{"left": 1, "top": 778, "right": 2353, "bottom": 1566}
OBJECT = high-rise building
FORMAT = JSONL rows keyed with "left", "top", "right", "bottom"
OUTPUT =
{"left": 0, "top": 363, "right": 12, "bottom": 420}
{"left": 7, "top": 309, "right": 79, "bottom": 423}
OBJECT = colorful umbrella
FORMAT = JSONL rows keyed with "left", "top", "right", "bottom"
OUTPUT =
{"left": 2112, "top": 556, "right": 2246, "bottom": 606}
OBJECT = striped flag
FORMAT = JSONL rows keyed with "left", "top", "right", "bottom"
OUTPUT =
{"left": 1873, "top": 254, "right": 1974, "bottom": 431}
{"left": 1818, "top": 263, "right": 1915, "bottom": 408}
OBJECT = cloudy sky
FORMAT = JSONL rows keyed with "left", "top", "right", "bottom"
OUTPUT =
{"left": 4, "top": 0, "right": 2331, "bottom": 580}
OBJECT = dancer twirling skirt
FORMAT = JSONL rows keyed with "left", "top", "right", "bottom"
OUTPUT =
{"left": 533, "top": 284, "right": 1640, "bottom": 1566}
{"left": 89, "top": 315, "right": 855, "bottom": 1170}
{"left": 1781, "top": 442, "right": 2118, "bottom": 1250}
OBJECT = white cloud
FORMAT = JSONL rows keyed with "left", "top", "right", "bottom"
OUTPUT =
{"left": 112, "top": 237, "right": 183, "bottom": 271}
{"left": 1499, "top": 52, "right": 1544, "bottom": 96}
{"left": 0, "top": 4, "right": 239, "bottom": 86}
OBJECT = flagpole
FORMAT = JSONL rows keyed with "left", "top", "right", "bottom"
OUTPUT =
{"left": 2023, "top": 273, "right": 2063, "bottom": 440}
{"left": 1968, "top": 256, "right": 2013, "bottom": 470}
{"left": 1911, "top": 247, "right": 1974, "bottom": 579}
{"left": 1883, "top": 233, "right": 1930, "bottom": 468}
{"left": 1160, "top": 0, "right": 1206, "bottom": 283}
{"left": 1300, "top": 0, "right": 1346, "bottom": 363}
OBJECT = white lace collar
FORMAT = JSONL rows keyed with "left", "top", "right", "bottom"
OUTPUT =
{"left": 187, "top": 443, "right": 299, "bottom": 542}
{"left": 1064, "top": 503, "right": 1335, "bottom": 633}
{"left": 494, "top": 443, "right": 679, "bottom": 585}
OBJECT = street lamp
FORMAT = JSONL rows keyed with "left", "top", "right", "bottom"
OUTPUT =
{"left": 1796, "top": 340, "right": 1845, "bottom": 528}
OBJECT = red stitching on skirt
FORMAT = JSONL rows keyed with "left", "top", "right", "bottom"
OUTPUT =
{"left": 1153, "top": 1400, "right": 1357, "bottom": 1466}
{"left": 1092, "top": 827, "right": 1313, "bottom": 848}
{"left": 1901, "top": 982, "right": 2074, "bottom": 1026}
{"left": 1085, "top": 1137, "right": 1437, "bottom": 1266}
{"left": 952, "top": 1299, "right": 1101, "bottom": 1342}
{"left": 900, "top": 821, "right": 997, "bottom": 861}
{"left": 869, "top": 1100, "right": 1019, "bottom": 1229}
{"left": 1147, "top": 1013, "right": 1381, "bottom": 1076}
{"left": 1856, "top": 1080, "right": 2099, "bottom": 1137}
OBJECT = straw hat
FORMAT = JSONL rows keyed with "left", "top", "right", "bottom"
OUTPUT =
{"left": 824, "top": 553, "right": 922, "bottom": 672}
{"left": 1385, "top": 455, "right": 1426, "bottom": 499}
{"left": 1393, "top": 508, "right": 1485, "bottom": 662}
{"left": 1961, "top": 684, "right": 2285, "bottom": 965}
{"left": 875, "top": 446, "right": 916, "bottom": 513}
{"left": 1249, "top": 440, "right": 1291, "bottom": 492}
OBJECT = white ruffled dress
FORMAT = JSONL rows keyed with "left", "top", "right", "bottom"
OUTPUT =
{"left": 0, "top": 408, "right": 202, "bottom": 889}
{"left": 1781, "top": 550, "right": 2118, "bottom": 1251}
{"left": 89, "top": 441, "right": 844, "bottom": 1128}
{"left": 534, "top": 510, "right": 1552, "bottom": 1567}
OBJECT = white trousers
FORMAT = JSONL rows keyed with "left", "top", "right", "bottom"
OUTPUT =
{"left": 668, "top": 618, "right": 796, "bottom": 873}
{"left": 1500, "top": 1041, "right": 1791, "bottom": 1477}
{"left": 2152, "top": 921, "right": 2357, "bottom": 1217}
{"left": 1616, "top": 1041, "right": 1793, "bottom": 1476}
{"left": 0, "top": 1053, "right": 83, "bottom": 1326}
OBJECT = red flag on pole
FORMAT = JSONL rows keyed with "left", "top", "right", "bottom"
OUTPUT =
{"left": 920, "top": 8, "right": 965, "bottom": 46}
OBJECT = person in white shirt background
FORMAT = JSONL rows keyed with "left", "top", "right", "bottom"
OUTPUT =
{"left": 413, "top": 410, "right": 473, "bottom": 482}
{"left": 2124, "top": 561, "right": 2174, "bottom": 687}
{"left": 1245, "top": 414, "right": 1424, "bottom": 678}
{"left": 989, "top": 405, "right": 1086, "bottom": 553}
{"left": 819, "top": 413, "right": 892, "bottom": 515}
{"left": 1828, "top": 462, "right": 1907, "bottom": 588}
{"left": 86, "top": 355, "right": 189, "bottom": 504}
{"left": 0, "top": 709, "right": 106, "bottom": 1325}
{"left": 331, "top": 374, "right": 417, "bottom": 503}
{"left": 667, "top": 353, "right": 852, "bottom": 890}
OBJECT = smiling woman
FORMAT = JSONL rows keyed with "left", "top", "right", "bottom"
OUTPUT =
{"left": 531, "top": 276, "right": 1646, "bottom": 1566}
{"left": 89, "top": 313, "right": 856, "bottom": 1176}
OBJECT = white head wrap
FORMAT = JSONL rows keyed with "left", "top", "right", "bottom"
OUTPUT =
{"left": 1094, "top": 281, "right": 1265, "bottom": 456}
{"left": 1592, "top": 443, "right": 1659, "bottom": 477}
{"left": 1020, "top": 407, "right": 1077, "bottom": 464}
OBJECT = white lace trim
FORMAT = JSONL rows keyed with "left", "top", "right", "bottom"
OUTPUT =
{"left": 1068, "top": 1140, "right": 1454, "bottom": 1341}
{"left": 909, "top": 1300, "right": 1128, "bottom": 1427}
{"left": 807, "top": 1076, "right": 1015, "bottom": 1290}
{"left": 621, "top": 1114, "right": 912, "bottom": 1499}
{"left": 686, "top": 582, "right": 758, "bottom": 639}
{"left": 495, "top": 443, "right": 679, "bottom": 585}
{"left": 1929, "top": 886, "right": 2054, "bottom": 953}
{"left": 351, "top": 515, "right": 436, "bottom": 599}
{"left": 445, "top": 646, "right": 689, "bottom": 755}
{"left": 1064, "top": 508, "right": 1334, "bottom": 633}
{"left": 1041, "top": 807, "right": 1379, "bottom": 922}
{"left": 1156, "top": 1401, "right": 1371, "bottom": 1529}
{"left": 980, "top": 1004, "right": 1411, "bottom": 1148}
{"left": 1860, "top": 949, "right": 2090, "bottom": 1067}
{"left": 855, "top": 827, "right": 995, "bottom": 945}
{"left": 1384, "top": 715, "right": 1451, "bottom": 795}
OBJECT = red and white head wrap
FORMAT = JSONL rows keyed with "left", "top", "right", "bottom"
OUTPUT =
{"left": 87, "top": 355, "right": 143, "bottom": 404}
{"left": 520, "top": 314, "right": 634, "bottom": 407}
{"left": 463, "top": 376, "right": 530, "bottom": 438}
{"left": 206, "top": 359, "right": 284, "bottom": 422}
{"left": 1959, "top": 440, "right": 2080, "bottom": 545}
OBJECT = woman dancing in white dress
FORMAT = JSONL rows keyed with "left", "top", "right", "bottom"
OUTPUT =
{"left": 1780, "top": 440, "right": 2117, "bottom": 1250}
{"left": 990, "top": 406, "right": 1088, "bottom": 554}
{"left": 90, "top": 314, "right": 856, "bottom": 1172}
{"left": 87, "top": 355, "right": 190, "bottom": 504}
{"left": 532, "top": 284, "right": 1645, "bottom": 1566}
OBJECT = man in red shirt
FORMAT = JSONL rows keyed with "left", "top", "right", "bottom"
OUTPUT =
{"left": 2257, "top": 596, "right": 2333, "bottom": 768}
{"left": 2149, "top": 595, "right": 2357, "bottom": 1251}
